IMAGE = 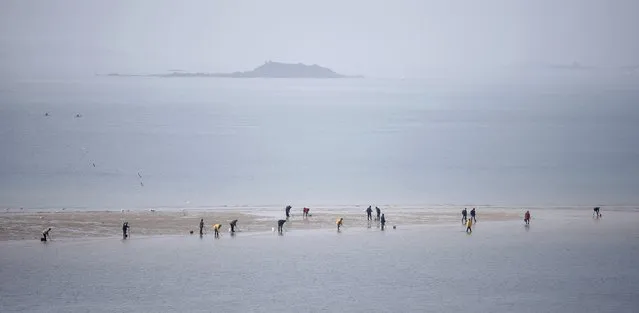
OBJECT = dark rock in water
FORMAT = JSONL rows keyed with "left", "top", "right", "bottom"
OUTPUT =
{"left": 226, "top": 61, "right": 358, "bottom": 78}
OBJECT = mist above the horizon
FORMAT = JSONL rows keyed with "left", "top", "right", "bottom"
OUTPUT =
{"left": 1, "top": 0, "right": 638, "bottom": 81}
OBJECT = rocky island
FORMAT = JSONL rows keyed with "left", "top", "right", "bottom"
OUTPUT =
{"left": 107, "top": 61, "right": 362, "bottom": 79}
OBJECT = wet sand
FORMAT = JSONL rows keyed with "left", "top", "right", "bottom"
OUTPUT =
{"left": 0, "top": 207, "right": 522, "bottom": 241}
{"left": 2, "top": 207, "right": 637, "bottom": 313}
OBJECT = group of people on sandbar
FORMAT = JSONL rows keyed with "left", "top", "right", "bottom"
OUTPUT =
{"left": 461, "top": 208, "right": 478, "bottom": 233}
{"left": 193, "top": 219, "right": 239, "bottom": 238}
{"left": 461, "top": 208, "right": 477, "bottom": 224}
{"left": 276, "top": 205, "right": 389, "bottom": 235}
{"left": 283, "top": 205, "right": 313, "bottom": 220}
{"left": 335, "top": 205, "right": 388, "bottom": 232}
{"left": 37, "top": 206, "right": 606, "bottom": 242}
{"left": 365, "top": 206, "right": 382, "bottom": 222}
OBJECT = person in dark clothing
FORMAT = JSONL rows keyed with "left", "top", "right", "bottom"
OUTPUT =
{"left": 277, "top": 219, "right": 287, "bottom": 234}
{"left": 230, "top": 219, "right": 238, "bottom": 233}
{"left": 380, "top": 214, "right": 386, "bottom": 230}
{"left": 285, "top": 206, "right": 292, "bottom": 219}
{"left": 366, "top": 206, "right": 373, "bottom": 221}
{"left": 303, "top": 207, "right": 310, "bottom": 218}
{"left": 199, "top": 219, "right": 204, "bottom": 236}
{"left": 524, "top": 211, "right": 531, "bottom": 225}
{"left": 462, "top": 208, "right": 468, "bottom": 224}
{"left": 122, "top": 222, "right": 129, "bottom": 239}
{"left": 41, "top": 228, "right": 52, "bottom": 242}
{"left": 593, "top": 207, "right": 601, "bottom": 218}
{"left": 470, "top": 208, "right": 477, "bottom": 222}
{"left": 375, "top": 207, "right": 381, "bottom": 221}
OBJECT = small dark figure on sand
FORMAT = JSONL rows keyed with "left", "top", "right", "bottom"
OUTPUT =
{"left": 380, "top": 214, "right": 386, "bottom": 230}
{"left": 366, "top": 206, "right": 373, "bottom": 221}
{"left": 277, "top": 219, "right": 287, "bottom": 234}
{"left": 470, "top": 208, "right": 477, "bottom": 223}
{"left": 230, "top": 219, "right": 238, "bottom": 233}
{"left": 303, "top": 207, "right": 310, "bottom": 218}
{"left": 375, "top": 206, "right": 381, "bottom": 221}
{"left": 462, "top": 208, "right": 468, "bottom": 224}
{"left": 524, "top": 211, "right": 531, "bottom": 225}
{"left": 285, "top": 206, "right": 292, "bottom": 219}
{"left": 41, "top": 228, "right": 52, "bottom": 242}
{"left": 122, "top": 222, "right": 130, "bottom": 239}
{"left": 199, "top": 219, "right": 205, "bottom": 236}
{"left": 593, "top": 207, "right": 601, "bottom": 218}
{"left": 336, "top": 218, "right": 344, "bottom": 231}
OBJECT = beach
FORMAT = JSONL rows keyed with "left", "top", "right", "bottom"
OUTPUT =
{"left": 1, "top": 208, "right": 638, "bottom": 313}
{"left": 0, "top": 206, "right": 527, "bottom": 241}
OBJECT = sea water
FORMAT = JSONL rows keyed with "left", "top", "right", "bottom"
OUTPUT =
{"left": 1, "top": 78, "right": 639, "bottom": 209}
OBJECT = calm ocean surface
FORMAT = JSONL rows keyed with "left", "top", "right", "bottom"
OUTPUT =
{"left": 1, "top": 78, "right": 639, "bottom": 209}
{"left": 2, "top": 79, "right": 639, "bottom": 312}
{"left": 1, "top": 210, "right": 638, "bottom": 313}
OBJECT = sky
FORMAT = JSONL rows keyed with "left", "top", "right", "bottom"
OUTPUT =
{"left": 0, "top": 0, "right": 638, "bottom": 78}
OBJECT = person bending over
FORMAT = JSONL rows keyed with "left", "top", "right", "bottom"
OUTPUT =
{"left": 213, "top": 224, "right": 222, "bottom": 238}
{"left": 230, "top": 219, "right": 238, "bottom": 233}
{"left": 277, "top": 219, "right": 287, "bottom": 234}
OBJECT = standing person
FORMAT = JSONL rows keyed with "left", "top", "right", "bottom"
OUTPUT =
{"left": 524, "top": 211, "right": 531, "bottom": 225}
{"left": 122, "top": 222, "right": 130, "bottom": 239}
{"left": 336, "top": 217, "right": 344, "bottom": 231}
{"left": 277, "top": 219, "right": 287, "bottom": 234}
{"left": 41, "top": 228, "right": 52, "bottom": 242}
{"left": 462, "top": 208, "right": 468, "bottom": 224}
{"left": 285, "top": 205, "right": 292, "bottom": 219}
{"left": 470, "top": 208, "right": 477, "bottom": 223}
{"left": 302, "top": 207, "right": 309, "bottom": 218}
{"left": 199, "top": 219, "right": 205, "bottom": 236}
{"left": 213, "top": 224, "right": 222, "bottom": 238}
{"left": 366, "top": 206, "right": 373, "bottom": 221}
{"left": 380, "top": 214, "right": 386, "bottom": 230}
{"left": 593, "top": 207, "right": 601, "bottom": 218}
{"left": 229, "top": 219, "right": 238, "bottom": 233}
{"left": 466, "top": 218, "right": 473, "bottom": 233}
{"left": 375, "top": 206, "right": 381, "bottom": 221}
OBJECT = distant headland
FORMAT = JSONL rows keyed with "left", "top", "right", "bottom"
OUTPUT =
{"left": 105, "top": 61, "right": 363, "bottom": 79}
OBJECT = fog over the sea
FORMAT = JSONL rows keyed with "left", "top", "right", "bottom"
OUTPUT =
{"left": 1, "top": 0, "right": 638, "bottom": 80}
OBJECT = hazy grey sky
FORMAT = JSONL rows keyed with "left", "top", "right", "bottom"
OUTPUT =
{"left": 1, "top": 0, "right": 638, "bottom": 78}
